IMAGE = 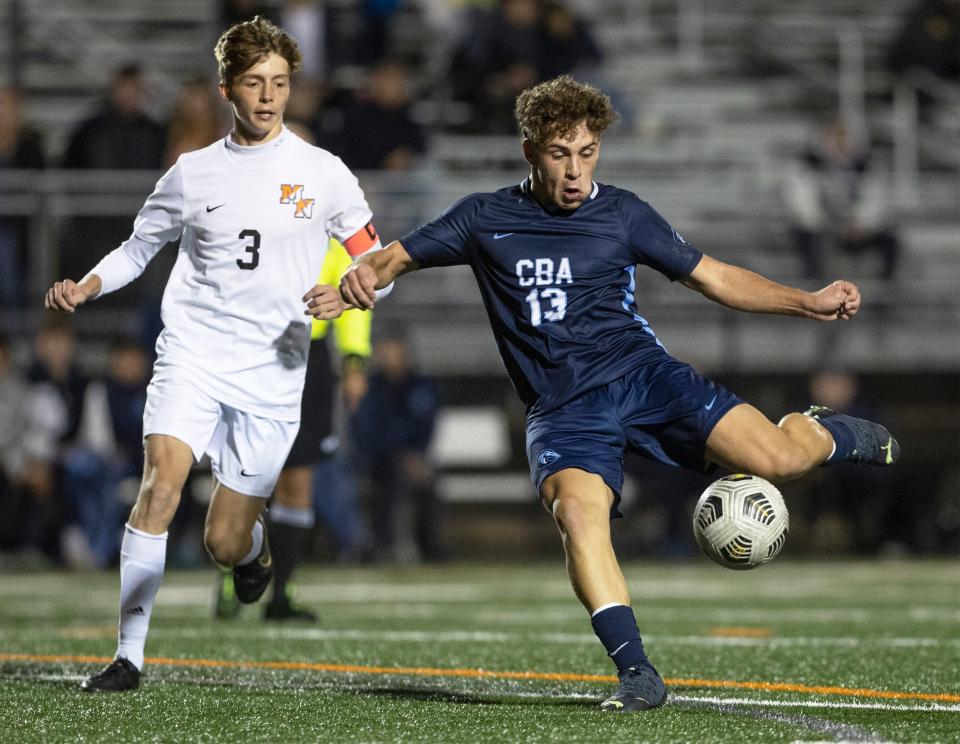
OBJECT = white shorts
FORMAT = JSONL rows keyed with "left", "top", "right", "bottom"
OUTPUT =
{"left": 142, "top": 377, "right": 299, "bottom": 498}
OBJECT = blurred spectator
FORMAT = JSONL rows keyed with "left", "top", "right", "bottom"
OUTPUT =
{"left": 282, "top": 0, "right": 327, "bottom": 80}
{"left": 0, "top": 334, "right": 31, "bottom": 552}
{"left": 60, "top": 64, "right": 167, "bottom": 287}
{"left": 62, "top": 64, "right": 165, "bottom": 170}
{"left": 356, "top": 0, "right": 403, "bottom": 66}
{"left": 0, "top": 85, "right": 46, "bottom": 307}
{"left": 318, "top": 61, "right": 426, "bottom": 170}
{"left": 538, "top": 1, "right": 602, "bottom": 81}
{"left": 19, "top": 319, "right": 88, "bottom": 562}
{"left": 285, "top": 77, "right": 326, "bottom": 136}
{"left": 353, "top": 330, "right": 446, "bottom": 563}
{"left": 59, "top": 339, "right": 149, "bottom": 568}
{"left": 28, "top": 319, "right": 88, "bottom": 463}
{"left": 782, "top": 122, "right": 900, "bottom": 281}
{"left": 888, "top": 0, "right": 960, "bottom": 82}
{"left": 449, "top": 0, "right": 544, "bottom": 132}
{"left": 165, "top": 77, "right": 228, "bottom": 166}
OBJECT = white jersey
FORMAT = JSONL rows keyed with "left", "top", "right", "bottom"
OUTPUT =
{"left": 88, "top": 128, "right": 374, "bottom": 421}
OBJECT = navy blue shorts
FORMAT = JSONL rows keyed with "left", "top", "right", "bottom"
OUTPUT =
{"left": 525, "top": 357, "right": 743, "bottom": 516}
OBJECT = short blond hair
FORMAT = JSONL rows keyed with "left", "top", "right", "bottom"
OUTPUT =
{"left": 214, "top": 16, "right": 302, "bottom": 86}
{"left": 514, "top": 75, "right": 618, "bottom": 145}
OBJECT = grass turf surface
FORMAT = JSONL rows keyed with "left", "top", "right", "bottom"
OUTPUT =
{"left": 1, "top": 560, "right": 958, "bottom": 742}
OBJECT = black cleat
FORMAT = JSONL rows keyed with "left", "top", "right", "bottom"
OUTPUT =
{"left": 233, "top": 515, "right": 272, "bottom": 604}
{"left": 263, "top": 595, "right": 318, "bottom": 622}
{"left": 80, "top": 657, "right": 140, "bottom": 692}
{"left": 805, "top": 406, "right": 900, "bottom": 465}
{"left": 600, "top": 662, "right": 668, "bottom": 712}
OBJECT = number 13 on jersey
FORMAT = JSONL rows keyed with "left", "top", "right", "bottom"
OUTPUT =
{"left": 517, "top": 257, "right": 572, "bottom": 327}
{"left": 525, "top": 287, "right": 567, "bottom": 326}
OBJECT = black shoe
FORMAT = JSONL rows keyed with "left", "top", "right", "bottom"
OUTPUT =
{"left": 600, "top": 662, "right": 667, "bottom": 712}
{"left": 263, "top": 595, "right": 318, "bottom": 622}
{"left": 233, "top": 515, "right": 272, "bottom": 604}
{"left": 214, "top": 570, "right": 240, "bottom": 619}
{"left": 80, "top": 657, "right": 140, "bottom": 692}
{"left": 805, "top": 405, "right": 900, "bottom": 465}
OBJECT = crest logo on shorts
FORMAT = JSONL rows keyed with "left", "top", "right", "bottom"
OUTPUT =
{"left": 538, "top": 449, "right": 562, "bottom": 467}
{"left": 279, "top": 184, "right": 314, "bottom": 219}
{"left": 671, "top": 229, "right": 687, "bottom": 244}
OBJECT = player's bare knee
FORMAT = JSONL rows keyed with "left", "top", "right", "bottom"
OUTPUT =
{"left": 551, "top": 490, "right": 608, "bottom": 541}
{"left": 777, "top": 411, "right": 808, "bottom": 429}
{"left": 203, "top": 525, "right": 245, "bottom": 566}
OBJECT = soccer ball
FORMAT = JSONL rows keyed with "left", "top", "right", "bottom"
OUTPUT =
{"left": 692, "top": 474, "right": 789, "bottom": 570}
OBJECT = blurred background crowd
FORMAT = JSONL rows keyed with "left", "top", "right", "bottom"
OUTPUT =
{"left": 0, "top": 0, "right": 957, "bottom": 570}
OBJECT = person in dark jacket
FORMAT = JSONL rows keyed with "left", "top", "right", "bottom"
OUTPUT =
{"left": 352, "top": 329, "right": 446, "bottom": 563}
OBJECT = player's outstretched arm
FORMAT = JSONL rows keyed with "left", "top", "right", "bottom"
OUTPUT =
{"left": 340, "top": 240, "right": 418, "bottom": 310}
{"left": 681, "top": 254, "right": 860, "bottom": 321}
{"left": 44, "top": 275, "right": 103, "bottom": 313}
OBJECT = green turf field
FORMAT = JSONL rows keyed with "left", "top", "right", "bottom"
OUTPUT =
{"left": 1, "top": 560, "right": 958, "bottom": 742}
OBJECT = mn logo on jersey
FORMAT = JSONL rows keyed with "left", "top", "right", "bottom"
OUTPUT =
{"left": 279, "top": 184, "right": 315, "bottom": 219}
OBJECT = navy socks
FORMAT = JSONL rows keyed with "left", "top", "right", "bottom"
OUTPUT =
{"left": 816, "top": 417, "right": 857, "bottom": 464}
{"left": 591, "top": 604, "right": 649, "bottom": 675}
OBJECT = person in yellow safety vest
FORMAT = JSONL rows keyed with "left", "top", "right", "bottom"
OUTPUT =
{"left": 216, "top": 238, "right": 372, "bottom": 620}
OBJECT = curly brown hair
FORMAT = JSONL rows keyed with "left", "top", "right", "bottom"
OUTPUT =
{"left": 214, "top": 16, "right": 302, "bottom": 86}
{"left": 514, "top": 75, "right": 618, "bottom": 145}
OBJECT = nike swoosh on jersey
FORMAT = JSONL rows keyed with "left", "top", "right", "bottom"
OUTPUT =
{"left": 704, "top": 395, "right": 717, "bottom": 410}
{"left": 493, "top": 232, "right": 514, "bottom": 240}
{"left": 206, "top": 203, "right": 226, "bottom": 213}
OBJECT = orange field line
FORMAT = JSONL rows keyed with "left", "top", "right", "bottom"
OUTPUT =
{"left": 3, "top": 653, "right": 959, "bottom": 704}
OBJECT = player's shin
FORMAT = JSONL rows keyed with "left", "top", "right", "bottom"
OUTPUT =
{"left": 115, "top": 524, "right": 167, "bottom": 670}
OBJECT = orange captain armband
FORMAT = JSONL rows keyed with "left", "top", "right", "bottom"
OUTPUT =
{"left": 343, "top": 222, "right": 380, "bottom": 257}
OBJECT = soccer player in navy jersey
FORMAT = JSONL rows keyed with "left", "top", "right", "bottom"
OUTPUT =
{"left": 340, "top": 75, "right": 900, "bottom": 712}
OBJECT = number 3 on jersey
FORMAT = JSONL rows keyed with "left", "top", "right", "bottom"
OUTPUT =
{"left": 237, "top": 229, "right": 261, "bottom": 270}
{"left": 525, "top": 287, "right": 567, "bottom": 326}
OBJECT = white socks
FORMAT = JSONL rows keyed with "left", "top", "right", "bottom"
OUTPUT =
{"left": 116, "top": 524, "right": 167, "bottom": 670}
{"left": 237, "top": 518, "right": 264, "bottom": 566}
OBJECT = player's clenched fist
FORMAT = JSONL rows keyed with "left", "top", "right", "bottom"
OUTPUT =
{"left": 808, "top": 280, "right": 861, "bottom": 321}
{"left": 339, "top": 262, "right": 378, "bottom": 310}
{"left": 45, "top": 278, "right": 93, "bottom": 313}
{"left": 302, "top": 283, "right": 347, "bottom": 320}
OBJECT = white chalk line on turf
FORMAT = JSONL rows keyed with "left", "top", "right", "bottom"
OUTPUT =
{"left": 2, "top": 576, "right": 957, "bottom": 606}
{"left": 8, "top": 671, "right": 959, "bottom": 714}
{"left": 41, "top": 625, "right": 958, "bottom": 650}
{"left": 669, "top": 694, "right": 960, "bottom": 714}
{"left": 4, "top": 597, "right": 958, "bottom": 626}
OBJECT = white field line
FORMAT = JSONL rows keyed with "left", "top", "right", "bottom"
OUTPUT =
{"left": 2, "top": 584, "right": 958, "bottom": 624}
{"left": 669, "top": 693, "right": 960, "bottom": 714}
{"left": 1, "top": 576, "right": 957, "bottom": 604}
{"left": 3, "top": 603, "right": 959, "bottom": 628}
{"left": 7, "top": 672, "right": 959, "bottom": 715}
{"left": 13, "top": 625, "right": 957, "bottom": 650}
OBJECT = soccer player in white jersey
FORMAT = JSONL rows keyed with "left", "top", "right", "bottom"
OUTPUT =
{"left": 44, "top": 17, "right": 388, "bottom": 692}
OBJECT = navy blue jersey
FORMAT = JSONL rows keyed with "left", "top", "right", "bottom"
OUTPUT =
{"left": 401, "top": 179, "right": 703, "bottom": 413}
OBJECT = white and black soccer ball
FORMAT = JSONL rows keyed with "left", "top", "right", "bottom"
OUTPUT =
{"left": 692, "top": 474, "right": 789, "bottom": 570}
